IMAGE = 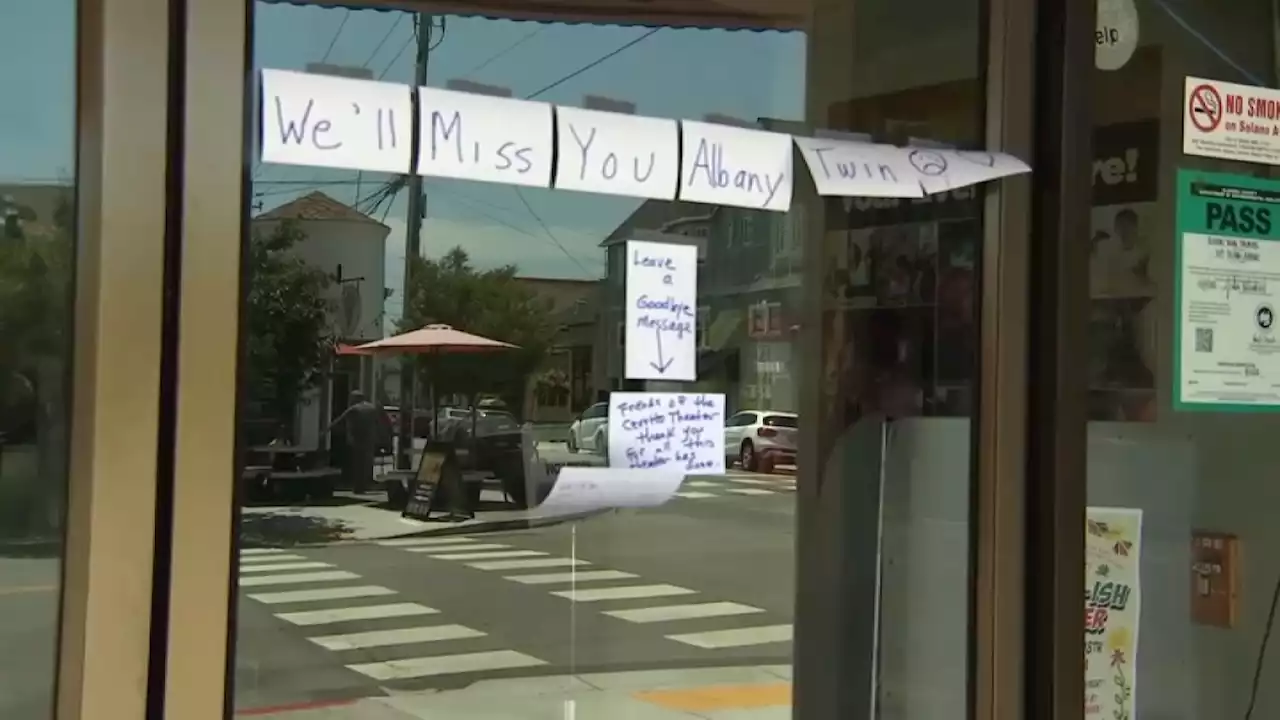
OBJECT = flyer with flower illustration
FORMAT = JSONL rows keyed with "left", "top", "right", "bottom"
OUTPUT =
{"left": 1085, "top": 507, "right": 1142, "bottom": 720}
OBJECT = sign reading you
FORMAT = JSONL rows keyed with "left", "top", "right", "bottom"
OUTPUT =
{"left": 258, "top": 69, "right": 1032, "bottom": 208}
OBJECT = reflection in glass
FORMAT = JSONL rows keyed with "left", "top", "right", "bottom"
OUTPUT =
{"left": 0, "top": 0, "right": 76, "bottom": 717}
{"left": 234, "top": 4, "right": 802, "bottom": 716}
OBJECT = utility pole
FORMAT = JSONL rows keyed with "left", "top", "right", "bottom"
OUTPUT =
{"left": 396, "top": 14, "right": 431, "bottom": 470}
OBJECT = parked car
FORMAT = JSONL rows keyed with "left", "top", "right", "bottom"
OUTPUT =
{"left": 724, "top": 410, "right": 798, "bottom": 472}
{"left": 566, "top": 402, "right": 609, "bottom": 455}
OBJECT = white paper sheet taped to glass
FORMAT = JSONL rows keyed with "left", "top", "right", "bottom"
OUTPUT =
{"left": 257, "top": 69, "right": 1032, "bottom": 203}
{"left": 608, "top": 392, "right": 726, "bottom": 475}
{"left": 625, "top": 240, "right": 699, "bottom": 382}
{"left": 535, "top": 466, "right": 685, "bottom": 515}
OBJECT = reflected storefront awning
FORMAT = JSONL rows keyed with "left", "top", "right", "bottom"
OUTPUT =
{"left": 257, "top": 0, "right": 806, "bottom": 31}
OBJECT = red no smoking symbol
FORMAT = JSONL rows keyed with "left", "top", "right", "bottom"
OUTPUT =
{"left": 1189, "top": 84, "right": 1223, "bottom": 132}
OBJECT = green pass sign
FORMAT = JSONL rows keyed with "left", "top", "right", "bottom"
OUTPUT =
{"left": 1176, "top": 170, "right": 1280, "bottom": 410}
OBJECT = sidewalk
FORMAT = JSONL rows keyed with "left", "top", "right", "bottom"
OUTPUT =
{"left": 239, "top": 665, "right": 793, "bottom": 719}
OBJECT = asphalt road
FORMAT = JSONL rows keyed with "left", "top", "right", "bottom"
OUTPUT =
{"left": 232, "top": 470, "right": 797, "bottom": 713}
{"left": 0, "top": 556, "right": 62, "bottom": 720}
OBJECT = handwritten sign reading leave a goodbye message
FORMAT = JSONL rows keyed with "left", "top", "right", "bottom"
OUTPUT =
{"left": 678, "top": 120, "right": 793, "bottom": 212}
{"left": 625, "top": 240, "right": 699, "bottom": 381}
{"left": 608, "top": 392, "right": 726, "bottom": 475}
{"left": 417, "top": 87, "right": 554, "bottom": 188}
{"left": 260, "top": 69, "right": 413, "bottom": 174}
{"left": 554, "top": 106, "right": 679, "bottom": 200}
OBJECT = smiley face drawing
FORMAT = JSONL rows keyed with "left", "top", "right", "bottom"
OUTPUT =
{"left": 908, "top": 149, "right": 948, "bottom": 176}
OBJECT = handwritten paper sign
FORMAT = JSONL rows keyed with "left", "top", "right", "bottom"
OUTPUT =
{"left": 535, "top": 467, "right": 684, "bottom": 515}
{"left": 625, "top": 240, "right": 698, "bottom": 381}
{"left": 418, "top": 87, "right": 553, "bottom": 187}
{"left": 902, "top": 139, "right": 1031, "bottom": 194}
{"left": 678, "top": 120, "right": 793, "bottom": 212}
{"left": 554, "top": 107, "right": 679, "bottom": 200}
{"left": 793, "top": 137, "right": 925, "bottom": 198}
{"left": 608, "top": 392, "right": 726, "bottom": 475}
{"left": 260, "top": 69, "right": 412, "bottom": 173}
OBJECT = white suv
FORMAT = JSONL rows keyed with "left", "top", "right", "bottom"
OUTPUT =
{"left": 567, "top": 402, "right": 609, "bottom": 455}
{"left": 724, "top": 410, "right": 798, "bottom": 472}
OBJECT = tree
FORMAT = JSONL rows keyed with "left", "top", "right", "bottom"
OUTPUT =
{"left": 0, "top": 191, "right": 74, "bottom": 536}
{"left": 400, "top": 247, "right": 555, "bottom": 418}
{"left": 244, "top": 220, "right": 334, "bottom": 438}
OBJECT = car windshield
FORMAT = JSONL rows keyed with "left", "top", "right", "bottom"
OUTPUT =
{"left": 763, "top": 415, "right": 798, "bottom": 428}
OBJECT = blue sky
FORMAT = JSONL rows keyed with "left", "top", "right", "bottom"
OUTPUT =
{"left": 1, "top": 0, "right": 805, "bottom": 317}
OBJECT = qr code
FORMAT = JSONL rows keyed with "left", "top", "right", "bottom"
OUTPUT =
{"left": 1195, "top": 327, "right": 1214, "bottom": 353}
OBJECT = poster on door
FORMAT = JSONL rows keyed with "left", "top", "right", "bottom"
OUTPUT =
{"left": 1085, "top": 507, "right": 1142, "bottom": 720}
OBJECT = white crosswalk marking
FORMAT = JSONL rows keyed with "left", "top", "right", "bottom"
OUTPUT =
{"left": 377, "top": 536, "right": 477, "bottom": 547}
{"left": 239, "top": 570, "right": 360, "bottom": 587}
{"left": 239, "top": 561, "right": 332, "bottom": 574}
{"left": 275, "top": 602, "right": 439, "bottom": 626}
{"left": 604, "top": 602, "right": 766, "bottom": 624}
{"left": 725, "top": 488, "right": 776, "bottom": 496}
{"left": 684, "top": 480, "right": 719, "bottom": 488}
{"left": 675, "top": 491, "right": 716, "bottom": 499}
{"left": 348, "top": 650, "right": 547, "bottom": 680}
{"left": 408, "top": 543, "right": 509, "bottom": 555}
{"left": 431, "top": 549, "right": 547, "bottom": 561}
{"left": 504, "top": 570, "right": 635, "bottom": 585}
{"left": 247, "top": 586, "right": 397, "bottom": 604}
{"left": 551, "top": 584, "right": 696, "bottom": 602}
{"left": 725, "top": 477, "right": 775, "bottom": 486}
{"left": 241, "top": 548, "right": 288, "bottom": 556}
{"left": 666, "top": 624, "right": 794, "bottom": 648}
{"left": 240, "top": 553, "right": 306, "bottom": 564}
{"left": 309, "top": 624, "right": 484, "bottom": 651}
{"left": 467, "top": 557, "right": 588, "bottom": 571}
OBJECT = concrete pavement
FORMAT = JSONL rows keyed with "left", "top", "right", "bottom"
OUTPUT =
{"left": 233, "top": 480, "right": 796, "bottom": 714}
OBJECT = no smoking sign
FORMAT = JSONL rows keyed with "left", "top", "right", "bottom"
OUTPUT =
{"left": 1189, "top": 83, "right": 1222, "bottom": 133}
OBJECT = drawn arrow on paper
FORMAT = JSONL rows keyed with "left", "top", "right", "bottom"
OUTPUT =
{"left": 650, "top": 327, "right": 674, "bottom": 374}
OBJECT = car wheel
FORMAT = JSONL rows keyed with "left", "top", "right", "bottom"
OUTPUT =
{"left": 740, "top": 440, "right": 758, "bottom": 472}
{"left": 567, "top": 431, "right": 578, "bottom": 454}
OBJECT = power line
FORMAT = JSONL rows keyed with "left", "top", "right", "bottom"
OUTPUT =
{"left": 512, "top": 188, "right": 593, "bottom": 277}
{"left": 461, "top": 26, "right": 544, "bottom": 78}
{"left": 319, "top": 9, "right": 351, "bottom": 63}
{"left": 362, "top": 15, "right": 404, "bottom": 68}
{"left": 526, "top": 28, "right": 661, "bottom": 100}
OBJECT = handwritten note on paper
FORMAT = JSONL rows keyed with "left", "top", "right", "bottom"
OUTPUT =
{"left": 418, "top": 87, "right": 553, "bottom": 187}
{"left": 608, "top": 392, "right": 726, "bottom": 475}
{"left": 260, "top": 69, "right": 412, "bottom": 173}
{"left": 554, "top": 107, "right": 679, "bottom": 200}
{"left": 678, "top": 120, "right": 793, "bottom": 212}
{"left": 535, "top": 467, "right": 684, "bottom": 516}
{"left": 793, "top": 136, "right": 925, "bottom": 198}
{"left": 625, "top": 240, "right": 699, "bottom": 381}
{"left": 900, "top": 142, "right": 1031, "bottom": 194}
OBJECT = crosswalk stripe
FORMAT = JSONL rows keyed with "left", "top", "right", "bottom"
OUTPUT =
{"left": 551, "top": 584, "right": 696, "bottom": 602}
{"left": 684, "top": 480, "right": 719, "bottom": 488}
{"left": 348, "top": 650, "right": 547, "bottom": 680}
{"left": 431, "top": 550, "right": 548, "bottom": 561}
{"left": 666, "top": 624, "right": 793, "bottom": 648}
{"left": 247, "top": 586, "right": 397, "bottom": 604}
{"left": 240, "top": 553, "right": 306, "bottom": 564}
{"left": 239, "top": 571, "right": 360, "bottom": 587}
{"left": 725, "top": 477, "right": 775, "bottom": 486}
{"left": 504, "top": 570, "right": 636, "bottom": 585}
{"left": 239, "top": 561, "right": 332, "bottom": 574}
{"left": 377, "top": 536, "right": 476, "bottom": 547}
{"left": 676, "top": 492, "right": 717, "bottom": 499}
{"left": 241, "top": 548, "right": 288, "bottom": 556}
{"left": 467, "top": 558, "right": 589, "bottom": 571}
{"left": 604, "top": 601, "right": 766, "bottom": 623}
{"left": 408, "top": 543, "right": 509, "bottom": 555}
{"left": 310, "top": 624, "right": 485, "bottom": 651}
{"left": 725, "top": 488, "right": 776, "bottom": 496}
{"left": 275, "top": 602, "right": 438, "bottom": 626}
